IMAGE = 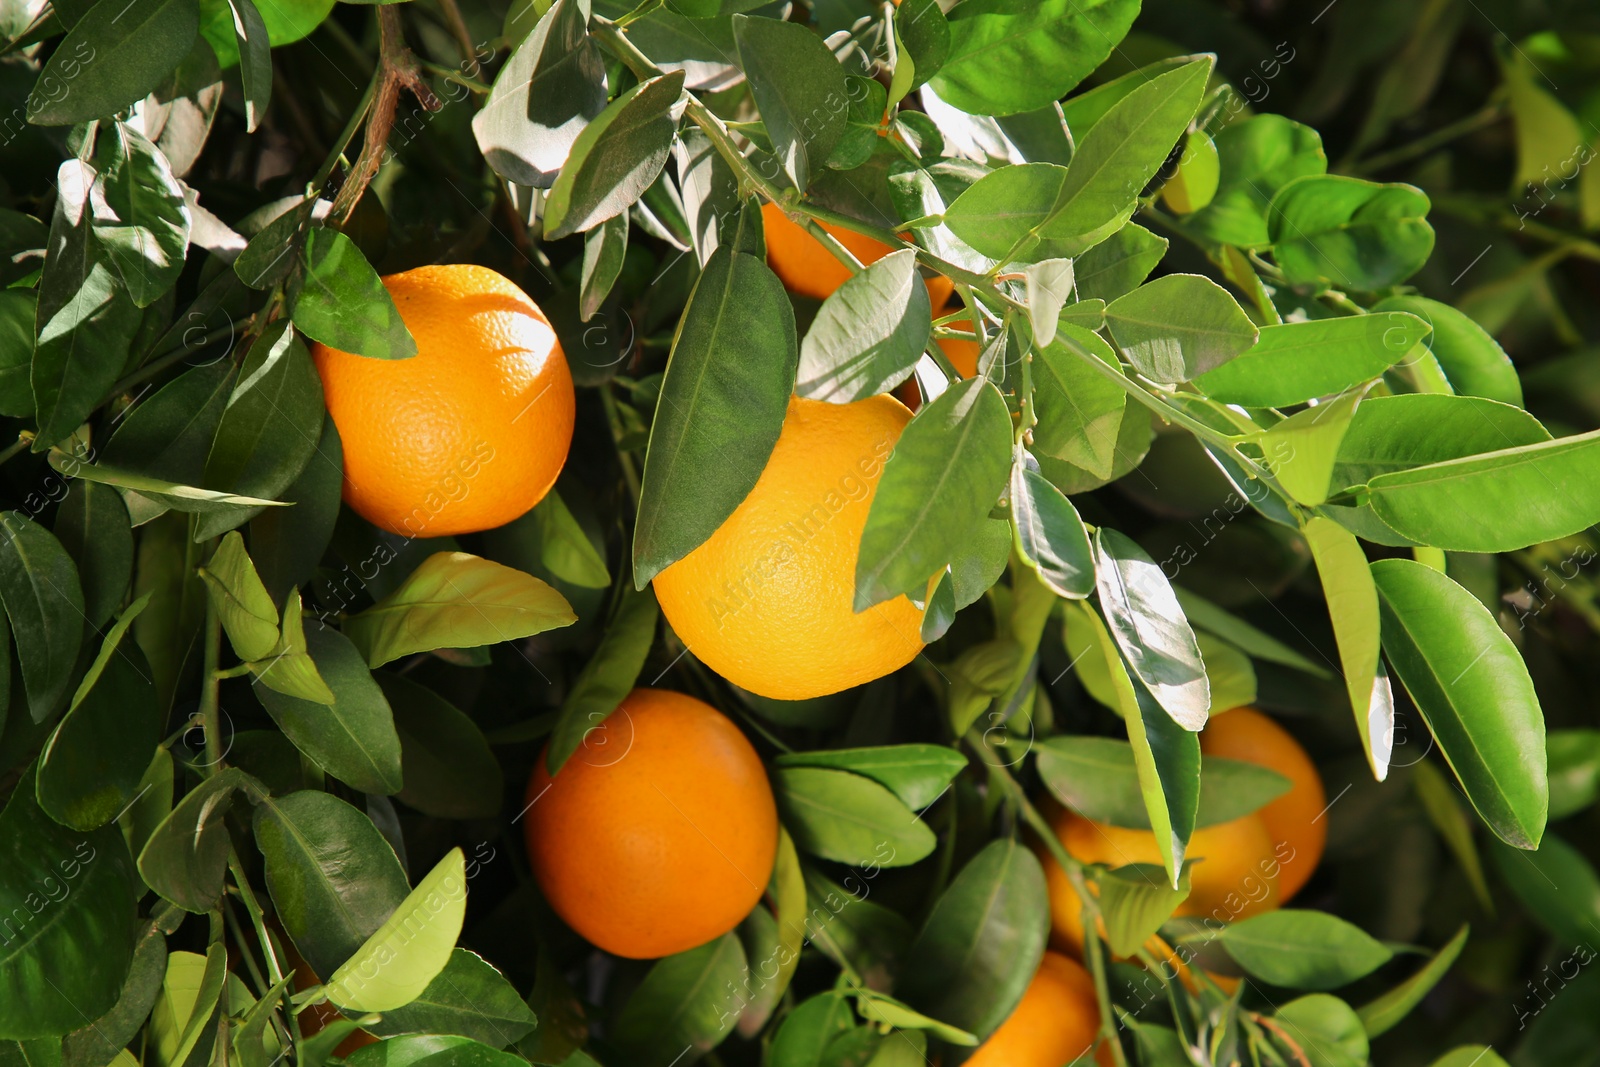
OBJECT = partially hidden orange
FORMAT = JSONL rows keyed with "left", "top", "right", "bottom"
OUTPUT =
{"left": 761, "top": 201, "right": 953, "bottom": 307}
{"left": 311, "top": 263, "right": 575, "bottom": 537}
{"left": 1200, "top": 706, "right": 1327, "bottom": 901}
{"left": 524, "top": 688, "right": 777, "bottom": 959}
{"left": 652, "top": 395, "right": 925, "bottom": 701}
{"left": 967, "top": 951, "right": 1102, "bottom": 1067}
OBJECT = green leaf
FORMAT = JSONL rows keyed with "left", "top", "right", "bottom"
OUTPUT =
{"left": 1103, "top": 274, "right": 1259, "bottom": 384}
{"left": 379, "top": 673, "right": 504, "bottom": 821}
{"left": 1430, "top": 1048, "right": 1510, "bottom": 1067}
{"left": 0, "top": 290, "right": 36, "bottom": 418}
{"left": 773, "top": 766, "right": 937, "bottom": 867}
{"left": 250, "top": 587, "right": 335, "bottom": 704}
{"left": 897, "top": 838, "right": 1048, "bottom": 1039}
{"left": 255, "top": 627, "right": 403, "bottom": 795}
{"left": 941, "top": 162, "right": 1073, "bottom": 262}
{"left": 1303, "top": 516, "right": 1390, "bottom": 780}
{"left": 546, "top": 585, "right": 657, "bottom": 774}
{"left": 1370, "top": 295, "right": 1522, "bottom": 405}
{"left": 290, "top": 228, "right": 416, "bottom": 360}
{"left": 797, "top": 249, "right": 932, "bottom": 403}
{"left": 543, "top": 71, "right": 686, "bottom": 240}
{"left": 1222, "top": 910, "right": 1392, "bottom": 990}
{"left": 1413, "top": 759, "right": 1493, "bottom": 913}
{"left": 1272, "top": 995, "right": 1369, "bottom": 1067}
{"left": 1364, "top": 429, "right": 1600, "bottom": 552}
{"left": 1010, "top": 459, "right": 1095, "bottom": 598}
{"left": 1094, "top": 527, "right": 1209, "bottom": 730}
{"left": 36, "top": 610, "right": 158, "bottom": 830}
{"left": 360, "top": 950, "right": 537, "bottom": 1049}
{"left": 60, "top": 918, "right": 167, "bottom": 1067}
{"left": 1267, "top": 175, "right": 1434, "bottom": 290}
{"left": 250, "top": 419, "right": 343, "bottom": 604}
{"left": 1329, "top": 393, "right": 1550, "bottom": 492}
{"left": 53, "top": 481, "right": 132, "bottom": 629}
{"left": 0, "top": 765, "right": 139, "bottom": 1040}
{"left": 26, "top": 0, "right": 199, "bottom": 124}
{"left": 929, "top": 0, "right": 1139, "bottom": 117}
{"left": 1186, "top": 114, "right": 1327, "bottom": 249}
{"left": 344, "top": 551, "right": 575, "bottom": 668}
{"left": 1197, "top": 632, "right": 1257, "bottom": 713}
{"left": 775, "top": 745, "right": 965, "bottom": 811}
{"left": 51, "top": 451, "right": 288, "bottom": 518}
{"left": 137, "top": 768, "right": 260, "bottom": 913}
{"left": 1547, "top": 729, "right": 1600, "bottom": 819}
{"left": 102, "top": 358, "right": 235, "bottom": 486}
{"left": 610, "top": 934, "right": 747, "bottom": 1067}
{"left": 1023, "top": 258, "right": 1075, "bottom": 346}
{"left": 1072, "top": 221, "right": 1167, "bottom": 303}
{"left": 150, "top": 944, "right": 227, "bottom": 1067}
{"left": 234, "top": 197, "right": 313, "bottom": 290}
{"left": 252, "top": 790, "right": 409, "bottom": 979}
{"left": 893, "top": 0, "right": 948, "bottom": 94}
{"left": 855, "top": 377, "right": 1011, "bottom": 610}
{"left": 1031, "top": 324, "right": 1127, "bottom": 479}
{"left": 1194, "top": 313, "right": 1431, "bottom": 408}
{"left": 854, "top": 993, "right": 974, "bottom": 1045}
{"left": 1491, "top": 833, "right": 1600, "bottom": 948}
{"left": 32, "top": 161, "right": 141, "bottom": 450}
{"left": 1355, "top": 925, "right": 1467, "bottom": 1037}
{"left": 471, "top": 0, "right": 607, "bottom": 188}
{"left": 326, "top": 848, "right": 466, "bottom": 1012}
{"left": 1035, "top": 735, "right": 1289, "bottom": 829}
{"left": 526, "top": 489, "right": 610, "bottom": 589}
{"left": 733, "top": 15, "right": 848, "bottom": 190}
{"left": 736, "top": 827, "right": 804, "bottom": 1037}
{"left": 633, "top": 245, "right": 797, "bottom": 585}
{"left": 1175, "top": 586, "right": 1331, "bottom": 677}
{"left": 768, "top": 992, "right": 853, "bottom": 1067}
{"left": 199, "top": 531, "right": 279, "bottom": 662}
{"left": 91, "top": 124, "right": 191, "bottom": 307}
{"left": 1097, "top": 862, "right": 1191, "bottom": 958}
{"left": 225, "top": 0, "right": 270, "bottom": 131}
{"left": 579, "top": 212, "right": 628, "bottom": 322}
{"left": 1259, "top": 386, "right": 1364, "bottom": 506}
{"left": 0, "top": 512, "right": 85, "bottom": 724}
{"left": 1371, "top": 558, "right": 1547, "bottom": 849}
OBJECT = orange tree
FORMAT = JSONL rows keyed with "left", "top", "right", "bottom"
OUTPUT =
{"left": 1, "top": 0, "right": 1599, "bottom": 1065}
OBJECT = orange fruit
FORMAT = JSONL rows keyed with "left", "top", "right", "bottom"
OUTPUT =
{"left": 523, "top": 688, "right": 778, "bottom": 959}
{"left": 1043, "top": 808, "right": 1280, "bottom": 953}
{"left": 1200, "top": 706, "right": 1327, "bottom": 901}
{"left": 967, "top": 951, "right": 1101, "bottom": 1067}
{"left": 652, "top": 395, "right": 925, "bottom": 701}
{"left": 938, "top": 334, "right": 981, "bottom": 377}
{"left": 311, "top": 264, "right": 575, "bottom": 537}
{"left": 760, "top": 201, "right": 953, "bottom": 307}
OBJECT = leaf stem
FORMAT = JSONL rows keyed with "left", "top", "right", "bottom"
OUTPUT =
{"left": 199, "top": 599, "right": 224, "bottom": 774}
{"left": 1346, "top": 98, "right": 1506, "bottom": 176}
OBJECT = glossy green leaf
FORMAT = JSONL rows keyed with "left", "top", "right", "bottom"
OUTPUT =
{"left": 1094, "top": 527, "right": 1209, "bottom": 730}
{"left": 249, "top": 587, "right": 335, "bottom": 705}
{"left": 1197, "top": 632, "right": 1257, "bottom": 713}
{"left": 102, "top": 358, "right": 235, "bottom": 487}
{"left": 91, "top": 123, "right": 191, "bottom": 308}
{"left": 1175, "top": 586, "right": 1330, "bottom": 677}
{"left": 797, "top": 249, "right": 932, "bottom": 402}
{"left": 547, "top": 584, "right": 657, "bottom": 774}
{"left": 51, "top": 451, "right": 288, "bottom": 518}
{"left": 1267, "top": 175, "right": 1434, "bottom": 290}
{"left": 1222, "top": 910, "right": 1392, "bottom": 990}
{"left": 897, "top": 838, "right": 1048, "bottom": 1039}
{"left": 32, "top": 161, "right": 141, "bottom": 450}
{"left": 471, "top": 0, "right": 607, "bottom": 188}
{"left": 290, "top": 228, "right": 416, "bottom": 360}
{"left": 543, "top": 71, "right": 686, "bottom": 240}
{"left": 361, "top": 950, "right": 537, "bottom": 1049}
{"left": 579, "top": 212, "right": 628, "bottom": 322}
{"left": 60, "top": 918, "right": 167, "bottom": 1067}
{"left": 137, "top": 768, "right": 260, "bottom": 913}
{"left": 633, "top": 245, "right": 797, "bottom": 585}
{"left": 0, "top": 512, "right": 85, "bottom": 724}
{"left": 855, "top": 377, "right": 1012, "bottom": 610}
{"left": 225, "top": 0, "right": 270, "bottom": 131}
{"left": 1371, "top": 295, "right": 1522, "bottom": 405}
{"left": 1072, "top": 221, "right": 1167, "bottom": 303}
{"left": 1186, "top": 115, "right": 1327, "bottom": 249}
{"left": 199, "top": 531, "right": 278, "bottom": 661}
{"left": 1104, "top": 273, "right": 1259, "bottom": 384}
{"left": 1272, "top": 995, "right": 1369, "bottom": 1067}
{"left": 1194, "top": 313, "right": 1431, "bottom": 408}
{"left": 249, "top": 419, "right": 343, "bottom": 603}
{"left": 1430, "top": 1048, "right": 1510, "bottom": 1067}
{"left": 1023, "top": 258, "right": 1074, "bottom": 346}
{"left": 734, "top": 826, "right": 804, "bottom": 1037}
{"left": 773, "top": 766, "right": 936, "bottom": 867}
{"left": 1330, "top": 393, "right": 1549, "bottom": 493}
{"left": 775, "top": 744, "right": 965, "bottom": 811}
{"left": 1304, "top": 517, "right": 1390, "bottom": 780}
{"left": 523, "top": 489, "right": 611, "bottom": 590}
{"left": 937, "top": 163, "right": 1066, "bottom": 263}
{"left": 610, "top": 934, "right": 747, "bottom": 1067}
{"left": 0, "top": 766, "right": 139, "bottom": 1039}
{"left": 1364, "top": 429, "right": 1600, "bottom": 553}
{"left": 379, "top": 673, "right": 504, "bottom": 820}
{"left": 1097, "top": 862, "right": 1191, "bottom": 958}
{"left": 1491, "top": 833, "right": 1600, "bottom": 948}
{"left": 929, "top": 0, "right": 1139, "bottom": 117}
{"left": 255, "top": 627, "right": 403, "bottom": 794}
{"left": 53, "top": 481, "right": 132, "bottom": 629}
{"left": 893, "top": 0, "right": 948, "bottom": 95}
{"left": 1031, "top": 324, "right": 1127, "bottom": 479}
{"left": 1372, "top": 558, "right": 1547, "bottom": 848}
{"left": 344, "top": 552, "right": 575, "bottom": 667}
{"left": 1260, "top": 386, "right": 1364, "bottom": 506}
{"left": 326, "top": 848, "right": 467, "bottom": 1012}
{"left": 1010, "top": 459, "right": 1095, "bottom": 598}
{"left": 253, "top": 790, "right": 409, "bottom": 979}
{"left": 26, "top": 0, "right": 198, "bottom": 124}
{"left": 1355, "top": 925, "right": 1467, "bottom": 1037}
{"left": 0, "top": 290, "right": 35, "bottom": 418}
{"left": 733, "top": 15, "right": 847, "bottom": 190}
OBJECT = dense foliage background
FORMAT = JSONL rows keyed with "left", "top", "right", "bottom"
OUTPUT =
{"left": 5, "top": 0, "right": 1600, "bottom": 1065}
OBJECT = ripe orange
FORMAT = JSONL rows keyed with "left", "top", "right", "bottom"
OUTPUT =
{"left": 967, "top": 951, "right": 1101, "bottom": 1067}
{"left": 1200, "top": 706, "right": 1327, "bottom": 901}
{"left": 310, "top": 264, "right": 575, "bottom": 537}
{"left": 652, "top": 395, "right": 925, "bottom": 701}
{"left": 760, "top": 201, "right": 954, "bottom": 307}
{"left": 939, "top": 334, "right": 981, "bottom": 377}
{"left": 524, "top": 688, "right": 778, "bottom": 959}
{"left": 1043, "top": 808, "right": 1280, "bottom": 953}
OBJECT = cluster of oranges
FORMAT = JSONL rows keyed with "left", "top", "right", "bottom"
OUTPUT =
{"left": 308, "top": 211, "right": 1326, "bottom": 1065}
